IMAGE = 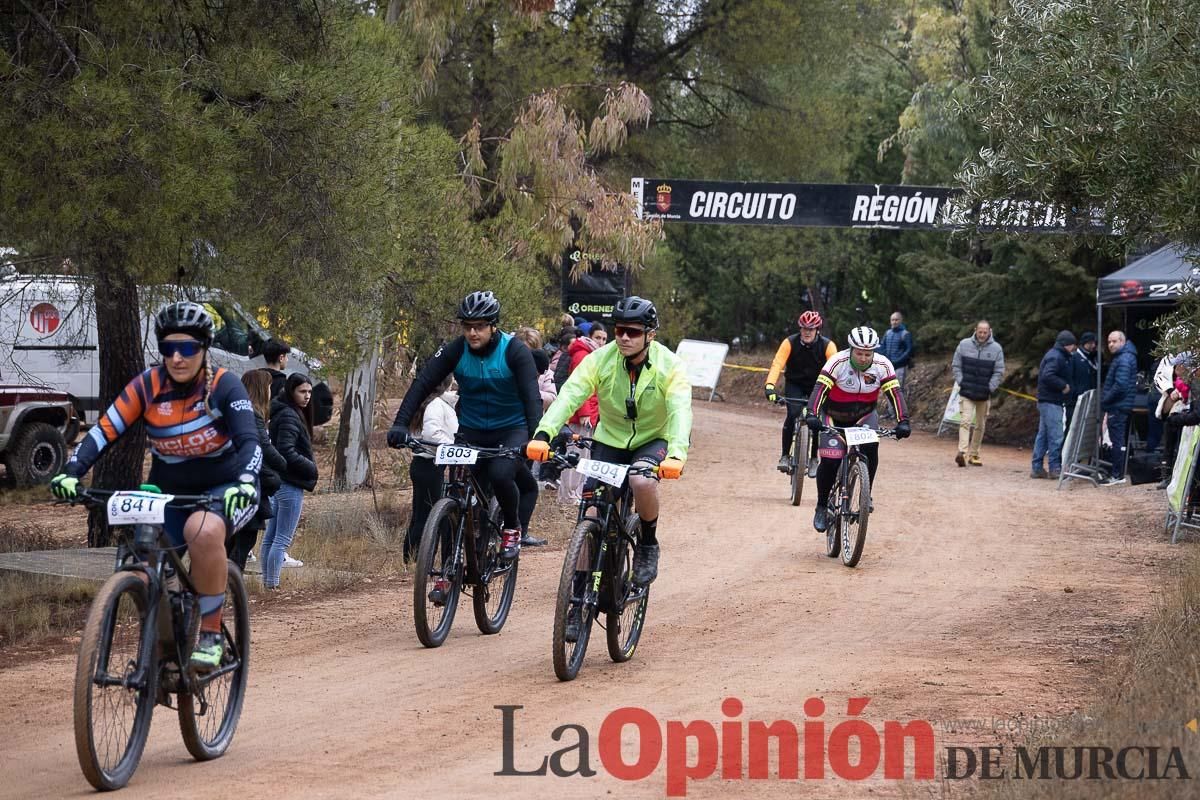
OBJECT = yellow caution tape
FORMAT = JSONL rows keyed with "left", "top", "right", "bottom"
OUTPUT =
{"left": 723, "top": 362, "right": 770, "bottom": 373}
{"left": 999, "top": 387, "right": 1037, "bottom": 402}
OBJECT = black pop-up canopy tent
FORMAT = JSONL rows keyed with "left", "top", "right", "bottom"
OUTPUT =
{"left": 1097, "top": 243, "right": 1200, "bottom": 306}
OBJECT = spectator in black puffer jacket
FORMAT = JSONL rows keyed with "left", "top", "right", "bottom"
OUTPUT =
{"left": 1101, "top": 331, "right": 1138, "bottom": 484}
{"left": 227, "top": 369, "right": 289, "bottom": 571}
{"left": 261, "top": 373, "right": 319, "bottom": 589}
{"left": 951, "top": 320, "right": 1006, "bottom": 467}
{"left": 1031, "top": 331, "right": 1076, "bottom": 479}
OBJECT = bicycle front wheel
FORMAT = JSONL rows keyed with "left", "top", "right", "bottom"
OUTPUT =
{"left": 553, "top": 519, "right": 600, "bottom": 681}
{"left": 414, "top": 498, "right": 463, "bottom": 647}
{"left": 606, "top": 516, "right": 649, "bottom": 663}
{"left": 74, "top": 571, "right": 157, "bottom": 791}
{"left": 841, "top": 459, "right": 871, "bottom": 567}
{"left": 789, "top": 425, "right": 808, "bottom": 506}
{"left": 474, "top": 498, "right": 518, "bottom": 634}
{"left": 178, "top": 560, "right": 250, "bottom": 760}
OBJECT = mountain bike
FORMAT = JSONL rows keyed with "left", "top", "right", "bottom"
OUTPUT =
{"left": 67, "top": 487, "right": 250, "bottom": 791}
{"left": 546, "top": 440, "right": 654, "bottom": 681}
{"left": 815, "top": 425, "right": 898, "bottom": 568}
{"left": 776, "top": 396, "right": 813, "bottom": 505}
{"left": 402, "top": 439, "right": 521, "bottom": 648}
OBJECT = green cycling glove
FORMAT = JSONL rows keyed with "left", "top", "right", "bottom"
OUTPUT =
{"left": 50, "top": 474, "right": 79, "bottom": 500}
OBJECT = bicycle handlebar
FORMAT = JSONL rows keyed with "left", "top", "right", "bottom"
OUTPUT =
{"left": 774, "top": 397, "right": 809, "bottom": 406}
{"left": 815, "top": 424, "right": 900, "bottom": 440}
{"left": 403, "top": 438, "right": 523, "bottom": 459}
{"left": 65, "top": 488, "right": 215, "bottom": 511}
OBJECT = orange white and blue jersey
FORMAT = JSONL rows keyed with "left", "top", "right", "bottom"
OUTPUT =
{"left": 809, "top": 349, "right": 907, "bottom": 426}
{"left": 66, "top": 366, "right": 262, "bottom": 492}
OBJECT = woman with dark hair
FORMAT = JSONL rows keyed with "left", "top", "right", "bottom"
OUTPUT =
{"left": 228, "top": 369, "right": 288, "bottom": 571}
{"left": 261, "top": 372, "right": 318, "bottom": 589}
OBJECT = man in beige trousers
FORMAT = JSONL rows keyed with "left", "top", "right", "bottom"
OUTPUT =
{"left": 951, "top": 321, "right": 1006, "bottom": 466}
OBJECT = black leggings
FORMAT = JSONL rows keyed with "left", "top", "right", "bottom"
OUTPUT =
{"left": 407, "top": 457, "right": 445, "bottom": 558}
{"left": 458, "top": 427, "right": 538, "bottom": 530}
{"left": 816, "top": 443, "right": 879, "bottom": 507}
{"left": 781, "top": 391, "right": 818, "bottom": 460}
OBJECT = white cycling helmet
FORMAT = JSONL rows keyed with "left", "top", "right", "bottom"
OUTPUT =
{"left": 847, "top": 326, "right": 880, "bottom": 350}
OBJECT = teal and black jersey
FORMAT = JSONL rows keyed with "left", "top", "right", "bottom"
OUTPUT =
{"left": 392, "top": 331, "right": 542, "bottom": 436}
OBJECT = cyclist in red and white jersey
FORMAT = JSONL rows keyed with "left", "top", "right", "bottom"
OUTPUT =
{"left": 805, "top": 326, "right": 911, "bottom": 532}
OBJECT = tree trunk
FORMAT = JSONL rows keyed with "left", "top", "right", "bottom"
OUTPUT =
{"left": 332, "top": 344, "right": 381, "bottom": 491}
{"left": 87, "top": 268, "right": 146, "bottom": 547}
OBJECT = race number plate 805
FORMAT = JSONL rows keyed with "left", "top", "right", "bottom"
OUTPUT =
{"left": 106, "top": 491, "right": 176, "bottom": 525}
{"left": 435, "top": 444, "right": 480, "bottom": 465}
{"left": 574, "top": 458, "right": 630, "bottom": 488}
{"left": 843, "top": 427, "right": 880, "bottom": 446}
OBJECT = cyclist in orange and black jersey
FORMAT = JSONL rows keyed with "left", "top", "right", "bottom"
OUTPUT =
{"left": 764, "top": 310, "right": 838, "bottom": 474}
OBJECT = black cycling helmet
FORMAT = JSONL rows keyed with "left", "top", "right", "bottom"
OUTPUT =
{"left": 155, "top": 301, "right": 214, "bottom": 346}
{"left": 611, "top": 296, "right": 659, "bottom": 330}
{"left": 457, "top": 290, "right": 501, "bottom": 324}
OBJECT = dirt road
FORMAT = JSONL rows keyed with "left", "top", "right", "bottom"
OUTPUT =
{"left": 0, "top": 403, "right": 1175, "bottom": 798}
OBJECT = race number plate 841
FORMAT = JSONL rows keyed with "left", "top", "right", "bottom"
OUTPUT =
{"left": 106, "top": 491, "right": 176, "bottom": 525}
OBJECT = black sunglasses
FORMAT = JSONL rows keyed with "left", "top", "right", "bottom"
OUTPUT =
{"left": 158, "top": 340, "right": 205, "bottom": 359}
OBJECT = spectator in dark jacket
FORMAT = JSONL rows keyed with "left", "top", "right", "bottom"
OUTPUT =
{"left": 951, "top": 320, "right": 1006, "bottom": 467}
{"left": 261, "top": 373, "right": 318, "bottom": 588}
{"left": 227, "top": 369, "right": 288, "bottom": 571}
{"left": 880, "top": 311, "right": 915, "bottom": 387}
{"left": 1031, "top": 331, "right": 1076, "bottom": 478}
{"left": 1101, "top": 331, "right": 1138, "bottom": 483}
{"left": 263, "top": 338, "right": 291, "bottom": 399}
{"left": 1066, "top": 331, "right": 1099, "bottom": 431}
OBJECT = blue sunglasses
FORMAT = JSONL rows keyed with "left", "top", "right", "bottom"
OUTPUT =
{"left": 158, "top": 340, "right": 205, "bottom": 359}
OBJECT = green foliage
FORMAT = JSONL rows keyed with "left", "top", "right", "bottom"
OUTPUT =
{"left": 962, "top": 0, "right": 1200, "bottom": 243}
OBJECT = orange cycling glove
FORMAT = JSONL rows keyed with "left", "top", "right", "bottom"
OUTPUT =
{"left": 526, "top": 440, "right": 551, "bottom": 462}
{"left": 658, "top": 458, "right": 684, "bottom": 480}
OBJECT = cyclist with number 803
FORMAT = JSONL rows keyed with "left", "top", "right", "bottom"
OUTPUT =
{"left": 805, "top": 326, "right": 911, "bottom": 533}
{"left": 49, "top": 302, "right": 262, "bottom": 674}
{"left": 526, "top": 296, "right": 693, "bottom": 587}
{"left": 388, "top": 291, "right": 544, "bottom": 563}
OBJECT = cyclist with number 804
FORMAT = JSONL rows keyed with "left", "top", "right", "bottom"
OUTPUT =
{"left": 388, "top": 291, "right": 543, "bottom": 562}
{"left": 49, "top": 302, "right": 261, "bottom": 673}
{"left": 805, "top": 326, "right": 911, "bottom": 533}
{"left": 765, "top": 310, "right": 837, "bottom": 476}
{"left": 526, "top": 296, "right": 692, "bottom": 587}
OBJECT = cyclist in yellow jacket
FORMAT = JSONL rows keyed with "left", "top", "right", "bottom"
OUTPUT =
{"left": 527, "top": 297, "right": 692, "bottom": 585}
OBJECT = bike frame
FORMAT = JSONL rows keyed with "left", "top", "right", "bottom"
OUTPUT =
{"left": 415, "top": 440, "right": 518, "bottom": 588}
{"left": 81, "top": 491, "right": 238, "bottom": 700}
{"left": 820, "top": 425, "right": 896, "bottom": 516}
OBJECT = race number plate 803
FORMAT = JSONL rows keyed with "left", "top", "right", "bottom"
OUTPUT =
{"left": 106, "top": 491, "right": 176, "bottom": 525}
{"left": 574, "top": 458, "right": 630, "bottom": 488}
{"left": 843, "top": 427, "right": 880, "bottom": 446}
{"left": 435, "top": 444, "right": 480, "bottom": 465}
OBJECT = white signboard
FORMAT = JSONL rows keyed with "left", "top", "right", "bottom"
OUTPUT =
{"left": 675, "top": 339, "right": 728, "bottom": 401}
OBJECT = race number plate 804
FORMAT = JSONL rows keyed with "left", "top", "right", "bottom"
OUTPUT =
{"left": 843, "top": 427, "right": 880, "bottom": 446}
{"left": 574, "top": 458, "right": 630, "bottom": 488}
{"left": 435, "top": 444, "right": 480, "bottom": 465}
{"left": 106, "top": 491, "right": 176, "bottom": 525}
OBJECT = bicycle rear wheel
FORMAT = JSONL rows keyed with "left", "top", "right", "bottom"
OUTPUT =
{"left": 178, "top": 560, "right": 250, "bottom": 760}
{"left": 473, "top": 498, "right": 518, "bottom": 634}
{"left": 414, "top": 498, "right": 463, "bottom": 647}
{"left": 789, "top": 426, "right": 808, "bottom": 506}
{"left": 606, "top": 516, "right": 649, "bottom": 663}
{"left": 553, "top": 519, "right": 600, "bottom": 681}
{"left": 840, "top": 459, "right": 871, "bottom": 567}
{"left": 74, "top": 571, "right": 156, "bottom": 791}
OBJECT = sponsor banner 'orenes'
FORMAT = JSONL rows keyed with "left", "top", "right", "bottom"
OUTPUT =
{"left": 631, "top": 178, "right": 1108, "bottom": 234}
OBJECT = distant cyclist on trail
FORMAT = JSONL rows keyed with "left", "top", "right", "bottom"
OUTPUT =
{"left": 50, "top": 302, "right": 262, "bottom": 673}
{"left": 387, "top": 291, "right": 543, "bottom": 562}
{"left": 765, "top": 310, "right": 838, "bottom": 477}
{"left": 526, "top": 296, "right": 693, "bottom": 586}
{"left": 806, "top": 326, "right": 911, "bottom": 533}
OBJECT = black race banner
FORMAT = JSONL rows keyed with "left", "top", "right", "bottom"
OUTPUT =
{"left": 631, "top": 177, "right": 1109, "bottom": 234}
{"left": 561, "top": 248, "right": 626, "bottom": 319}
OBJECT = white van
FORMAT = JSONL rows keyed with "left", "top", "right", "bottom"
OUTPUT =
{"left": 0, "top": 273, "right": 333, "bottom": 426}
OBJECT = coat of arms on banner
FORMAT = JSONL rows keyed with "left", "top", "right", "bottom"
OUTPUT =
{"left": 656, "top": 184, "right": 672, "bottom": 213}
